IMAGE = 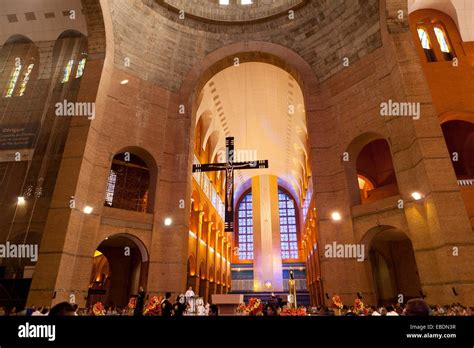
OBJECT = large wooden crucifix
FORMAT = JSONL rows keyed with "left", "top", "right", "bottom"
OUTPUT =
{"left": 192, "top": 137, "right": 269, "bottom": 232}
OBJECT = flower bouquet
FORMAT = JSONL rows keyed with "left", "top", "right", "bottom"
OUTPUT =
{"left": 354, "top": 298, "right": 368, "bottom": 315}
{"left": 127, "top": 297, "right": 136, "bottom": 310}
{"left": 92, "top": 302, "right": 105, "bottom": 316}
{"left": 247, "top": 298, "right": 263, "bottom": 316}
{"left": 331, "top": 295, "right": 343, "bottom": 316}
{"left": 354, "top": 298, "right": 364, "bottom": 311}
{"left": 236, "top": 298, "right": 263, "bottom": 316}
{"left": 280, "top": 307, "right": 307, "bottom": 316}
{"left": 143, "top": 296, "right": 162, "bottom": 316}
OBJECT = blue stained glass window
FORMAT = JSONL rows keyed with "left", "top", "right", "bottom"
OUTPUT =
{"left": 237, "top": 192, "right": 253, "bottom": 260}
{"left": 278, "top": 189, "right": 299, "bottom": 259}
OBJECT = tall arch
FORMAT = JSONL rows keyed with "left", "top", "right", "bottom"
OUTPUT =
{"left": 105, "top": 146, "right": 158, "bottom": 213}
{"left": 360, "top": 225, "right": 422, "bottom": 306}
{"left": 344, "top": 132, "right": 400, "bottom": 206}
{"left": 27, "top": 0, "right": 112, "bottom": 308}
{"left": 88, "top": 233, "right": 149, "bottom": 307}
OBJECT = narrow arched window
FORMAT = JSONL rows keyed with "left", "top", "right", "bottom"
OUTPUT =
{"left": 5, "top": 62, "right": 22, "bottom": 97}
{"left": 18, "top": 64, "right": 35, "bottom": 96}
{"left": 61, "top": 59, "right": 74, "bottom": 83}
{"left": 417, "top": 27, "right": 436, "bottom": 62}
{"left": 434, "top": 26, "right": 454, "bottom": 61}
{"left": 278, "top": 189, "right": 298, "bottom": 259}
{"left": 237, "top": 191, "right": 253, "bottom": 260}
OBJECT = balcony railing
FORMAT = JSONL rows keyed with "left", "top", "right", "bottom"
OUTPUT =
{"left": 193, "top": 156, "right": 225, "bottom": 220}
{"left": 458, "top": 179, "right": 474, "bottom": 187}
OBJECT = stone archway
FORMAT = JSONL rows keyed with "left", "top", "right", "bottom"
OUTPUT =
{"left": 87, "top": 233, "right": 149, "bottom": 308}
{"left": 361, "top": 226, "right": 422, "bottom": 306}
{"left": 179, "top": 41, "right": 320, "bottom": 300}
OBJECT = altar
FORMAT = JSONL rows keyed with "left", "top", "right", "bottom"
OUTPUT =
{"left": 211, "top": 294, "right": 244, "bottom": 315}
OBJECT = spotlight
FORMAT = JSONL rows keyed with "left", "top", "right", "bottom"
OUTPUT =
{"left": 164, "top": 217, "right": 172, "bottom": 226}
{"left": 331, "top": 212, "right": 342, "bottom": 221}
{"left": 120, "top": 79, "right": 129, "bottom": 85}
{"left": 411, "top": 192, "right": 423, "bottom": 201}
{"left": 17, "top": 196, "right": 26, "bottom": 205}
{"left": 83, "top": 206, "right": 93, "bottom": 214}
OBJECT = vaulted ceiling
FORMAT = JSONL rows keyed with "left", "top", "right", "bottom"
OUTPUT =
{"left": 196, "top": 62, "right": 309, "bottom": 201}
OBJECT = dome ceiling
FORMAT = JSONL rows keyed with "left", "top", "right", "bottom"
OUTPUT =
{"left": 159, "top": 0, "right": 307, "bottom": 23}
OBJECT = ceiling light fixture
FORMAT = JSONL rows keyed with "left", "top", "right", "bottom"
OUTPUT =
{"left": 331, "top": 212, "right": 342, "bottom": 222}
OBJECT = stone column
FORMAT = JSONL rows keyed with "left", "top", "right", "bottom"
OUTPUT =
{"left": 195, "top": 210, "right": 204, "bottom": 274}
{"left": 252, "top": 175, "right": 283, "bottom": 292}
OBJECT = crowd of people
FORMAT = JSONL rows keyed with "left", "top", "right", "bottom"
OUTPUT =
{"left": 309, "top": 301, "right": 473, "bottom": 316}
{"left": 0, "top": 296, "right": 472, "bottom": 317}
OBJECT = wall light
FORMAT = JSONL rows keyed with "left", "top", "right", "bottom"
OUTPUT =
{"left": 331, "top": 212, "right": 342, "bottom": 221}
{"left": 411, "top": 192, "right": 423, "bottom": 201}
{"left": 120, "top": 79, "right": 129, "bottom": 85}
{"left": 17, "top": 196, "right": 26, "bottom": 205}
{"left": 83, "top": 206, "right": 93, "bottom": 214}
{"left": 164, "top": 217, "right": 173, "bottom": 226}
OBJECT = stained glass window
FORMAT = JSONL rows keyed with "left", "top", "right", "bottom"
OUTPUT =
{"left": 434, "top": 26, "right": 454, "bottom": 61}
{"left": 417, "top": 27, "right": 436, "bottom": 62}
{"left": 417, "top": 28, "right": 431, "bottom": 50}
{"left": 18, "top": 64, "right": 34, "bottom": 96}
{"left": 5, "top": 62, "right": 22, "bottom": 98}
{"left": 76, "top": 58, "right": 86, "bottom": 78}
{"left": 434, "top": 27, "right": 450, "bottom": 53}
{"left": 237, "top": 192, "right": 254, "bottom": 260}
{"left": 278, "top": 189, "right": 298, "bottom": 259}
{"left": 62, "top": 59, "right": 74, "bottom": 83}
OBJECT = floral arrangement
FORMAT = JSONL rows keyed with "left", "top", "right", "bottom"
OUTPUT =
{"left": 92, "top": 302, "right": 105, "bottom": 316}
{"left": 143, "top": 296, "right": 162, "bottom": 316}
{"left": 354, "top": 298, "right": 364, "bottom": 311}
{"left": 236, "top": 298, "right": 263, "bottom": 316}
{"left": 127, "top": 297, "right": 136, "bottom": 310}
{"left": 353, "top": 298, "right": 369, "bottom": 315}
{"left": 331, "top": 295, "right": 343, "bottom": 310}
{"left": 280, "top": 307, "right": 307, "bottom": 316}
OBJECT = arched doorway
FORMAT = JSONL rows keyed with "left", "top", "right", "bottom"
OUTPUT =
{"left": 87, "top": 233, "right": 149, "bottom": 308}
{"left": 364, "top": 226, "right": 422, "bottom": 306}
